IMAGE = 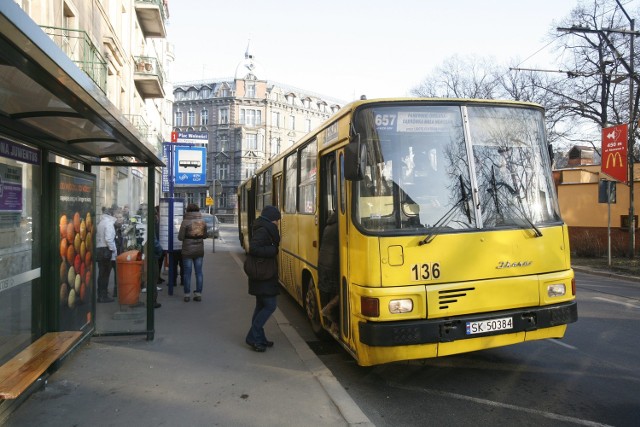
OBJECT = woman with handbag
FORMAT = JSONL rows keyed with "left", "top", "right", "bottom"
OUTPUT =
{"left": 178, "top": 203, "right": 208, "bottom": 302}
{"left": 245, "top": 205, "right": 281, "bottom": 352}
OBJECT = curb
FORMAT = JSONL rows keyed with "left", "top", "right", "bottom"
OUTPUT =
{"left": 230, "top": 251, "right": 374, "bottom": 427}
{"left": 572, "top": 265, "right": 640, "bottom": 283}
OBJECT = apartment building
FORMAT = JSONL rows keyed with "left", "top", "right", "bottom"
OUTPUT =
{"left": 172, "top": 48, "right": 343, "bottom": 223}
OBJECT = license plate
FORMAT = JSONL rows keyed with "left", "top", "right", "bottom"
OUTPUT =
{"left": 466, "top": 317, "right": 513, "bottom": 335}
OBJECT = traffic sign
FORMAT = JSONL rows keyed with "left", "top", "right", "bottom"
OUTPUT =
{"left": 601, "top": 124, "right": 628, "bottom": 183}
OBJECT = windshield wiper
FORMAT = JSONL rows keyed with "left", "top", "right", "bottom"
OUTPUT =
{"left": 489, "top": 166, "right": 542, "bottom": 238}
{"left": 419, "top": 175, "right": 471, "bottom": 246}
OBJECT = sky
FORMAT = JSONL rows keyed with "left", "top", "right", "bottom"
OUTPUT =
{"left": 165, "top": 0, "right": 639, "bottom": 103}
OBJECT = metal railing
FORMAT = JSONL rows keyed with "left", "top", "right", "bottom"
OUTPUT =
{"left": 123, "top": 114, "right": 150, "bottom": 138}
{"left": 40, "top": 26, "right": 107, "bottom": 93}
{"left": 133, "top": 55, "right": 165, "bottom": 88}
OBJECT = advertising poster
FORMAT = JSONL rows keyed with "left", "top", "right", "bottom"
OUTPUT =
{"left": 54, "top": 166, "right": 96, "bottom": 331}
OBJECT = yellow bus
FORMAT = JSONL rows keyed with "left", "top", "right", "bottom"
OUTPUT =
{"left": 238, "top": 98, "right": 577, "bottom": 366}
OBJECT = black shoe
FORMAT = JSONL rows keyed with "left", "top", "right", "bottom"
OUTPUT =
{"left": 154, "top": 303, "right": 162, "bottom": 308}
{"left": 246, "top": 340, "right": 266, "bottom": 352}
{"left": 157, "top": 277, "right": 165, "bottom": 284}
{"left": 264, "top": 340, "right": 274, "bottom": 347}
{"left": 98, "top": 296, "right": 114, "bottom": 303}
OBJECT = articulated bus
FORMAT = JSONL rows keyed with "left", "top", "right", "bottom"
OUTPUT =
{"left": 238, "top": 98, "right": 577, "bottom": 366}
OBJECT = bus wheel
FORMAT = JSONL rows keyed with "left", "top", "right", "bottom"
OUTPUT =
{"left": 304, "top": 278, "right": 325, "bottom": 338}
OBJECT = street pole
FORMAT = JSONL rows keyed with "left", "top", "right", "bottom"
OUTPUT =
{"left": 628, "top": 17, "right": 635, "bottom": 259}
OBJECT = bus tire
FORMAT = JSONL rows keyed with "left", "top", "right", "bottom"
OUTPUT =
{"left": 304, "top": 277, "right": 327, "bottom": 339}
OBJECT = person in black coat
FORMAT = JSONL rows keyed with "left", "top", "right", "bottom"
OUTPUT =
{"left": 245, "top": 205, "right": 281, "bottom": 352}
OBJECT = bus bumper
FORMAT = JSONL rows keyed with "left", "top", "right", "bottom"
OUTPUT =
{"left": 358, "top": 301, "right": 577, "bottom": 347}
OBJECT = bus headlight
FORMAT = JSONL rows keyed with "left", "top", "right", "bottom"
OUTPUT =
{"left": 389, "top": 299, "right": 413, "bottom": 314}
{"left": 547, "top": 284, "right": 566, "bottom": 297}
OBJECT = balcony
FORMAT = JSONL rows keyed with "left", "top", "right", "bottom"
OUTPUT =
{"left": 135, "top": 0, "right": 167, "bottom": 38}
{"left": 134, "top": 56, "right": 165, "bottom": 99}
{"left": 39, "top": 26, "right": 107, "bottom": 93}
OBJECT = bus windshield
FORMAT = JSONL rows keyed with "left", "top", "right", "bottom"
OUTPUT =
{"left": 351, "top": 103, "right": 561, "bottom": 235}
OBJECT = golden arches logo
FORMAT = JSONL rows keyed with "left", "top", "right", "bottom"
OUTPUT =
{"left": 605, "top": 151, "right": 624, "bottom": 168}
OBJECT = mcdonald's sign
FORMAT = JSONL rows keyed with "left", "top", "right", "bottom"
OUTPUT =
{"left": 601, "top": 124, "right": 628, "bottom": 183}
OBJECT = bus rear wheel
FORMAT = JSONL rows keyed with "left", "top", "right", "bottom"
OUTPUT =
{"left": 305, "top": 278, "right": 326, "bottom": 338}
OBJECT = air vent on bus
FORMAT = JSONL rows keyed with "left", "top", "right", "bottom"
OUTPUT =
{"left": 437, "top": 287, "right": 475, "bottom": 310}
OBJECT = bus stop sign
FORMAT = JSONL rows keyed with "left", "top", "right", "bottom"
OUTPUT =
{"left": 601, "top": 124, "right": 628, "bottom": 183}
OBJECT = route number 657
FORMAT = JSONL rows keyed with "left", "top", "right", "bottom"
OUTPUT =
{"left": 411, "top": 262, "right": 441, "bottom": 281}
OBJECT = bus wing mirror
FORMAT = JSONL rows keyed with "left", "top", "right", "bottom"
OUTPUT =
{"left": 344, "top": 140, "right": 367, "bottom": 181}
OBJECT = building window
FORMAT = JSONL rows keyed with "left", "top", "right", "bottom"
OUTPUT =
{"left": 201, "top": 88, "right": 210, "bottom": 98}
{"left": 219, "top": 108, "right": 229, "bottom": 125}
{"left": 240, "top": 109, "right": 262, "bottom": 126}
{"left": 246, "top": 133, "right": 257, "bottom": 150}
{"left": 186, "top": 192, "right": 195, "bottom": 205}
{"left": 303, "top": 98, "right": 310, "bottom": 108}
{"left": 272, "top": 111, "right": 280, "bottom": 128}
{"left": 221, "top": 87, "right": 230, "bottom": 97}
{"left": 201, "top": 109, "right": 208, "bottom": 126}
{"left": 187, "top": 90, "right": 196, "bottom": 100}
{"left": 246, "top": 162, "right": 257, "bottom": 179}
{"left": 246, "top": 82, "right": 256, "bottom": 98}
{"left": 219, "top": 135, "right": 228, "bottom": 152}
{"left": 217, "top": 162, "right": 228, "bottom": 180}
{"left": 272, "top": 138, "right": 281, "bottom": 156}
{"left": 216, "top": 191, "right": 226, "bottom": 208}
{"left": 289, "top": 115, "right": 295, "bottom": 131}
{"left": 175, "top": 111, "right": 183, "bottom": 126}
{"left": 188, "top": 110, "right": 195, "bottom": 126}
{"left": 286, "top": 94, "right": 295, "bottom": 105}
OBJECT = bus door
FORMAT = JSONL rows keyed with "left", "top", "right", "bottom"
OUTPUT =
{"left": 318, "top": 151, "right": 344, "bottom": 339}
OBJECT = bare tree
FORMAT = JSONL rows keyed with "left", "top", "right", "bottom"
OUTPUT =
{"left": 550, "top": 0, "right": 638, "bottom": 157}
{"left": 411, "top": 55, "right": 500, "bottom": 99}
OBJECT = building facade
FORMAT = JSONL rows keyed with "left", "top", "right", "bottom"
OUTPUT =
{"left": 0, "top": 2, "right": 171, "bottom": 416}
{"left": 18, "top": 0, "right": 173, "bottom": 212}
{"left": 171, "top": 50, "right": 342, "bottom": 223}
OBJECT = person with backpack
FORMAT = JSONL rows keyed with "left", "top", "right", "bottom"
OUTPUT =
{"left": 178, "top": 203, "right": 208, "bottom": 302}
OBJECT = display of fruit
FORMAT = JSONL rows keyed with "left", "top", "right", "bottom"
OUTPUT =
{"left": 59, "top": 282, "right": 68, "bottom": 306}
{"left": 68, "top": 288, "right": 76, "bottom": 308}
{"left": 58, "top": 210, "right": 93, "bottom": 311}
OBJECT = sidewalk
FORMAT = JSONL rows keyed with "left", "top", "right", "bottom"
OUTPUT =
{"left": 5, "top": 231, "right": 373, "bottom": 427}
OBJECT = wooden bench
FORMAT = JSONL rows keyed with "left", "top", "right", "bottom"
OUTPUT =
{"left": 0, "top": 331, "right": 82, "bottom": 399}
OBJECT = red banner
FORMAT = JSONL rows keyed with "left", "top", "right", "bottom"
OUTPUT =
{"left": 601, "top": 124, "right": 628, "bottom": 183}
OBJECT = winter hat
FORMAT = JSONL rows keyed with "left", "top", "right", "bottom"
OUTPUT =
{"left": 261, "top": 205, "right": 281, "bottom": 222}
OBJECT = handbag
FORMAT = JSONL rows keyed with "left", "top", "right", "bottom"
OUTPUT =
{"left": 243, "top": 254, "right": 278, "bottom": 281}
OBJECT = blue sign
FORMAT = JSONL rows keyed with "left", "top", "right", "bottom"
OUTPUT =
{"left": 174, "top": 145, "right": 207, "bottom": 186}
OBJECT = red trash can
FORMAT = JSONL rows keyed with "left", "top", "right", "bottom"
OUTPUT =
{"left": 116, "top": 250, "right": 143, "bottom": 305}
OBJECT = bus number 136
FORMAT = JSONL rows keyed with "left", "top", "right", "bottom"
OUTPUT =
{"left": 411, "top": 263, "right": 441, "bottom": 281}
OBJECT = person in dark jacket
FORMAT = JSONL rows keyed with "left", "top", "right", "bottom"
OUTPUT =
{"left": 178, "top": 203, "right": 208, "bottom": 302}
{"left": 245, "top": 205, "right": 281, "bottom": 352}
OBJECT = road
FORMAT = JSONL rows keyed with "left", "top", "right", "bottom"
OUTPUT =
{"left": 217, "top": 224, "right": 640, "bottom": 427}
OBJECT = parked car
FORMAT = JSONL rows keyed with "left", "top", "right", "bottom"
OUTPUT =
{"left": 202, "top": 213, "right": 219, "bottom": 238}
